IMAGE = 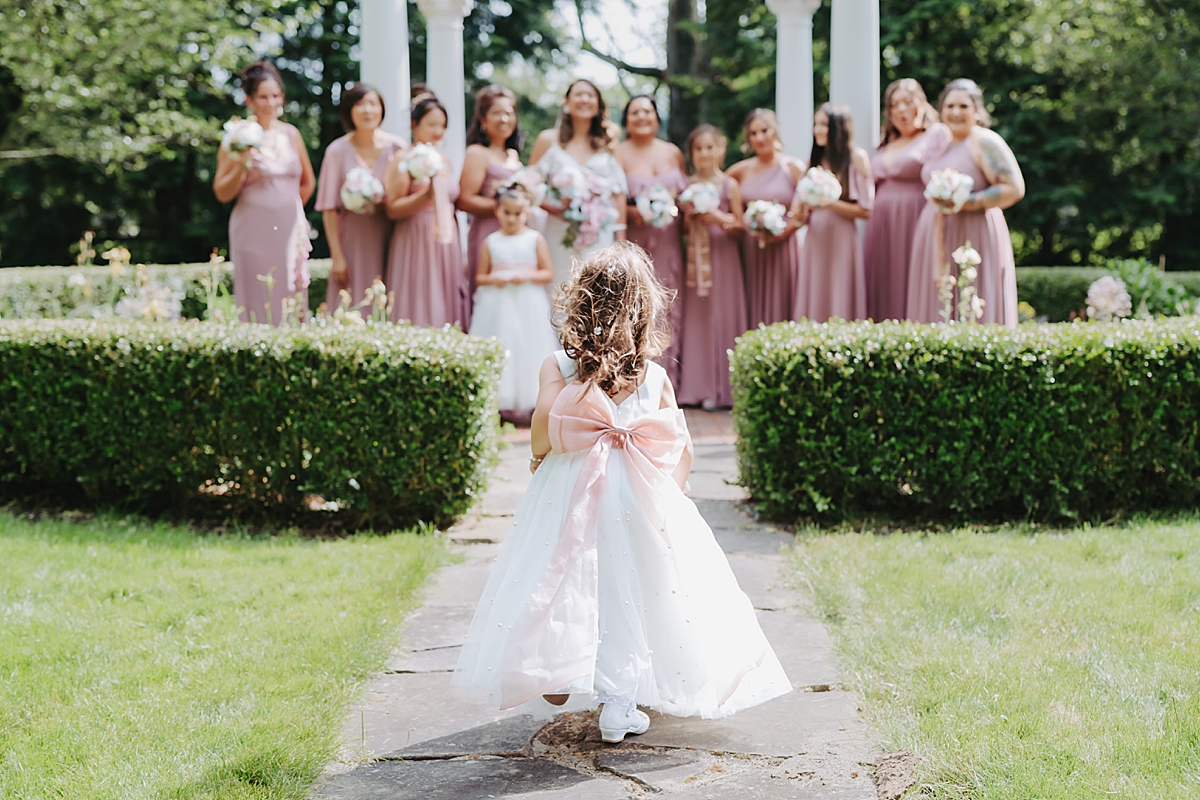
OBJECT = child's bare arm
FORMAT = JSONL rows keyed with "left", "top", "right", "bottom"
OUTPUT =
{"left": 530, "top": 355, "right": 566, "bottom": 472}
{"left": 530, "top": 234, "right": 555, "bottom": 285}
{"left": 659, "top": 377, "right": 693, "bottom": 489}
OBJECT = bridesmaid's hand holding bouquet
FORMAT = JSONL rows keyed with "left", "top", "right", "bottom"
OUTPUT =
{"left": 634, "top": 185, "right": 679, "bottom": 229}
{"left": 795, "top": 167, "right": 843, "bottom": 209}
{"left": 222, "top": 117, "right": 264, "bottom": 154}
{"left": 340, "top": 167, "right": 386, "bottom": 215}
{"left": 743, "top": 199, "right": 788, "bottom": 248}
{"left": 401, "top": 144, "right": 445, "bottom": 182}
{"left": 924, "top": 168, "right": 974, "bottom": 214}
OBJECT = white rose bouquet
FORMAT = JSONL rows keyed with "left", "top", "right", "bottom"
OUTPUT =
{"left": 743, "top": 200, "right": 788, "bottom": 247}
{"left": 634, "top": 184, "right": 679, "bottom": 229}
{"left": 221, "top": 118, "right": 264, "bottom": 153}
{"left": 795, "top": 166, "right": 843, "bottom": 209}
{"left": 924, "top": 168, "right": 974, "bottom": 214}
{"left": 678, "top": 181, "right": 720, "bottom": 215}
{"left": 401, "top": 144, "right": 445, "bottom": 182}
{"left": 340, "top": 167, "right": 386, "bottom": 215}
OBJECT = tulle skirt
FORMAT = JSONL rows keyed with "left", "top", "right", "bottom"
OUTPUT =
{"left": 452, "top": 450, "right": 792, "bottom": 718}
{"left": 467, "top": 284, "right": 559, "bottom": 413}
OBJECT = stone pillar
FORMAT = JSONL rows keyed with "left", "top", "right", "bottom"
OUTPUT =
{"left": 360, "top": 0, "right": 411, "bottom": 138}
{"left": 767, "top": 0, "right": 821, "bottom": 162}
{"left": 416, "top": 0, "right": 472, "bottom": 174}
{"left": 830, "top": 0, "right": 880, "bottom": 150}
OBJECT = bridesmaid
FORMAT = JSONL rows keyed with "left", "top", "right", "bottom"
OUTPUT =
{"left": 384, "top": 87, "right": 465, "bottom": 328}
{"left": 864, "top": 79, "right": 949, "bottom": 321}
{"left": 616, "top": 95, "right": 688, "bottom": 385}
{"left": 529, "top": 79, "right": 627, "bottom": 287}
{"left": 676, "top": 124, "right": 748, "bottom": 410}
{"left": 727, "top": 109, "right": 806, "bottom": 328}
{"left": 316, "top": 82, "right": 406, "bottom": 314}
{"left": 794, "top": 104, "right": 872, "bottom": 323}
{"left": 459, "top": 85, "right": 524, "bottom": 329}
{"left": 213, "top": 61, "right": 315, "bottom": 325}
{"left": 906, "top": 79, "right": 1025, "bottom": 325}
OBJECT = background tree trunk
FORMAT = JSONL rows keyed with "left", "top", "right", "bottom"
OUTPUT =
{"left": 665, "top": 0, "right": 704, "bottom": 146}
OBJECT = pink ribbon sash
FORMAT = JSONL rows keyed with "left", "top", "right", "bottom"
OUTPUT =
{"left": 498, "top": 380, "right": 686, "bottom": 709}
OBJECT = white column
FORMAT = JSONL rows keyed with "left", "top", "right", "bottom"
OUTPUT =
{"left": 767, "top": 0, "right": 821, "bottom": 162}
{"left": 416, "top": 0, "right": 472, "bottom": 175}
{"left": 360, "top": 0, "right": 411, "bottom": 138}
{"left": 830, "top": 0, "right": 880, "bottom": 150}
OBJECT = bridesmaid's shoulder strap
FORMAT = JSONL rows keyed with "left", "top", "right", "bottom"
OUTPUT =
{"left": 553, "top": 350, "right": 578, "bottom": 383}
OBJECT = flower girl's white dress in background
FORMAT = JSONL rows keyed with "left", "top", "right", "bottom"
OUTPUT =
{"left": 453, "top": 351, "right": 791, "bottom": 717}
{"left": 467, "top": 229, "right": 560, "bottom": 413}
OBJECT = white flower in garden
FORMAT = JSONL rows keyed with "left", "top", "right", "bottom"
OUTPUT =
{"left": 795, "top": 167, "right": 843, "bottom": 209}
{"left": 925, "top": 168, "right": 974, "bottom": 214}
{"left": 68, "top": 273, "right": 88, "bottom": 289}
{"left": 221, "top": 118, "right": 264, "bottom": 153}
{"left": 678, "top": 181, "right": 720, "bottom": 214}
{"left": 1086, "top": 275, "right": 1133, "bottom": 321}
{"left": 401, "top": 144, "right": 444, "bottom": 182}
{"left": 340, "top": 167, "right": 385, "bottom": 215}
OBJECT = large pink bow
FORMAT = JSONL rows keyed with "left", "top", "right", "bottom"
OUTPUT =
{"left": 498, "top": 380, "right": 686, "bottom": 709}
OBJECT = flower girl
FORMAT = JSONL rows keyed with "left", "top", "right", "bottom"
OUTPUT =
{"left": 453, "top": 242, "right": 791, "bottom": 743}
{"left": 468, "top": 183, "right": 559, "bottom": 417}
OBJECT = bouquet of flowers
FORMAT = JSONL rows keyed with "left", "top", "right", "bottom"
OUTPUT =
{"left": 562, "top": 174, "right": 621, "bottom": 250}
{"left": 221, "top": 117, "right": 264, "bottom": 153}
{"left": 401, "top": 144, "right": 444, "bottom": 182}
{"left": 634, "top": 184, "right": 679, "bottom": 229}
{"left": 1086, "top": 275, "right": 1132, "bottom": 322}
{"left": 743, "top": 200, "right": 788, "bottom": 247}
{"left": 340, "top": 167, "right": 386, "bottom": 215}
{"left": 678, "top": 181, "right": 720, "bottom": 215}
{"left": 542, "top": 168, "right": 586, "bottom": 211}
{"left": 924, "top": 168, "right": 974, "bottom": 214}
{"left": 795, "top": 166, "right": 843, "bottom": 209}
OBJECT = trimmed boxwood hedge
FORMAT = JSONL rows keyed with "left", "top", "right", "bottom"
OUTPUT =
{"left": 0, "top": 319, "right": 501, "bottom": 530}
{"left": 0, "top": 260, "right": 333, "bottom": 320}
{"left": 732, "top": 319, "right": 1200, "bottom": 524}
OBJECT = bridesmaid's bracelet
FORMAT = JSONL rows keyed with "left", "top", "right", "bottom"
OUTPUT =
{"left": 529, "top": 453, "right": 547, "bottom": 467}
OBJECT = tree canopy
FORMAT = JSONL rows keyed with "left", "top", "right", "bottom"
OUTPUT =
{"left": 1, "top": 0, "right": 1196, "bottom": 269}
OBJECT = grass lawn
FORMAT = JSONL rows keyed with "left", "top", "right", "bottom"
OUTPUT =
{"left": 0, "top": 512, "right": 445, "bottom": 799}
{"left": 792, "top": 517, "right": 1200, "bottom": 800}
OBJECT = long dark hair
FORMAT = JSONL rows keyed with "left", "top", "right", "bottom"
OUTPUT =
{"left": 411, "top": 83, "right": 447, "bottom": 128}
{"left": 239, "top": 60, "right": 283, "bottom": 99}
{"left": 557, "top": 79, "right": 615, "bottom": 153}
{"left": 338, "top": 83, "right": 385, "bottom": 132}
{"left": 809, "top": 103, "right": 853, "bottom": 197}
{"left": 465, "top": 84, "right": 522, "bottom": 151}
{"left": 621, "top": 94, "right": 661, "bottom": 130}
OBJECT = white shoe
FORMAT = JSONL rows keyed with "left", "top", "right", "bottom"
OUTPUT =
{"left": 598, "top": 700, "right": 650, "bottom": 743}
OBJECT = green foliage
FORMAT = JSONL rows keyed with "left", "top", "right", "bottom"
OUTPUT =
{"left": 0, "top": 320, "right": 501, "bottom": 529}
{"left": 1015, "top": 267, "right": 1108, "bottom": 322}
{"left": 732, "top": 319, "right": 1200, "bottom": 524}
{"left": 1016, "top": 265, "right": 1200, "bottom": 322}
{"left": 1109, "top": 258, "right": 1196, "bottom": 318}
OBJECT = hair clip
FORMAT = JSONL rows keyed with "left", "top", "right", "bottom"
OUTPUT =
{"left": 593, "top": 326, "right": 603, "bottom": 335}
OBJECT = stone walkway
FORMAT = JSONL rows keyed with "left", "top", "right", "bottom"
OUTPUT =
{"left": 316, "top": 411, "right": 879, "bottom": 799}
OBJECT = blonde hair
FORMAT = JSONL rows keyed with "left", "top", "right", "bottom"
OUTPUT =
{"left": 553, "top": 242, "right": 674, "bottom": 396}
{"left": 741, "top": 108, "right": 783, "bottom": 154}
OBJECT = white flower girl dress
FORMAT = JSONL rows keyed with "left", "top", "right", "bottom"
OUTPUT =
{"left": 453, "top": 351, "right": 791, "bottom": 721}
{"left": 467, "top": 229, "right": 560, "bottom": 412}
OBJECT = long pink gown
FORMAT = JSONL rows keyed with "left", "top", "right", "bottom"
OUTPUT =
{"left": 739, "top": 163, "right": 803, "bottom": 328}
{"left": 864, "top": 125, "right": 951, "bottom": 321}
{"left": 387, "top": 170, "right": 465, "bottom": 327}
{"left": 677, "top": 177, "right": 748, "bottom": 408}
{"left": 229, "top": 122, "right": 311, "bottom": 325}
{"left": 795, "top": 163, "right": 873, "bottom": 323}
{"left": 316, "top": 134, "right": 404, "bottom": 313}
{"left": 906, "top": 138, "right": 1018, "bottom": 326}
{"left": 464, "top": 162, "right": 518, "bottom": 331}
{"left": 627, "top": 168, "right": 689, "bottom": 386}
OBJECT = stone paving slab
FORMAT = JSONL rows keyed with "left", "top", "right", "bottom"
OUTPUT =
{"left": 320, "top": 414, "right": 880, "bottom": 799}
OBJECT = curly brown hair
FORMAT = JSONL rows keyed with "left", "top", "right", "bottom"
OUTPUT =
{"left": 552, "top": 242, "right": 674, "bottom": 397}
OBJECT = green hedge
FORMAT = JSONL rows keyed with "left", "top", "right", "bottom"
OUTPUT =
{"left": 0, "top": 320, "right": 501, "bottom": 529}
{"left": 732, "top": 319, "right": 1200, "bottom": 524}
{"left": 1015, "top": 266, "right": 1200, "bottom": 322}
{"left": 0, "top": 260, "right": 332, "bottom": 319}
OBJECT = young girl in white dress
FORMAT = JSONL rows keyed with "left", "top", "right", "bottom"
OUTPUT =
{"left": 453, "top": 241, "right": 791, "bottom": 743}
{"left": 468, "top": 184, "right": 559, "bottom": 416}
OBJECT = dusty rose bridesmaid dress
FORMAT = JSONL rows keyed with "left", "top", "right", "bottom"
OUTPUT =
{"left": 677, "top": 177, "right": 748, "bottom": 408}
{"left": 906, "top": 138, "right": 1018, "bottom": 326}
{"left": 739, "top": 163, "right": 803, "bottom": 328}
{"left": 386, "top": 170, "right": 465, "bottom": 328}
{"left": 627, "top": 168, "right": 689, "bottom": 385}
{"left": 316, "top": 135, "right": 404, "bottom": 312}
{"left": 464, "top": 162, "right": 518, "bottom": 329}
{"left": 229, "top": 122, "right": 311, "bottom": 325}
{"left": 863, "top": 125, "right": 951, "bottom": 321}
{"left": 794, "top": 163, "right": 873, "bottom": 323}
